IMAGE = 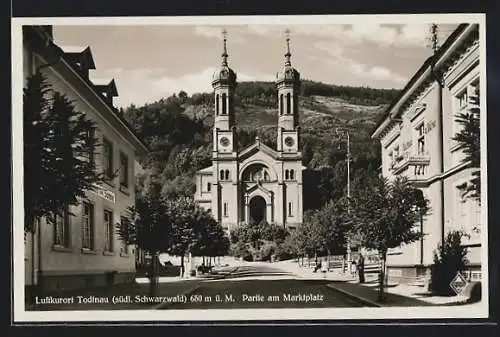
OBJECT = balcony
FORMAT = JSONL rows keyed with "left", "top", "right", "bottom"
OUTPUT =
{"left": 391, "top": 152, "right": 431, "bottom": 176}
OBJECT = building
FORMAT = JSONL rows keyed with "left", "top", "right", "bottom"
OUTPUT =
{"left": 23, "top": 26, "right": 149, "bottom": 293}
{"left": 372, "top": 24, "right": 481, "bottom": 284}
{"left": 194, "top": 35, "right": 304, "bottom": 232}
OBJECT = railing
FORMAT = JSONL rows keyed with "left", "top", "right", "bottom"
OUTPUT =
{"left": 391, "top": 152, "right": 431, "bottom": 175}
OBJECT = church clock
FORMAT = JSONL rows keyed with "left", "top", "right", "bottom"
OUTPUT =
{"left": 220, "top": 136, "right": 230, "bottom": 147}
{"left": 284, "top": 136, "right": 295, "bottom": 147}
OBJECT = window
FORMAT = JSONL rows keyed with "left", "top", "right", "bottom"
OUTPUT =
{"left": 220, "top": 170, "right": 224, "bottom": 180}
{"left": 225, "top": 170, "right": 230, "bottom": 180}
{"left": 54, "top": 205, "right": 70, "bottom": 247}
{"left": 458, "top": 89, "right": 468, "bottom": 110}
{"left": 388, "top": 150, "right": 394, "bottom": 169}
{"left": 207, "top": 182, "right": 211, "bottom": 192}
{"left": 222, "top": 93, "right": 227, "bottom": 115}
{"left": 285, "top": 170, "right": 289, "bottom": 180}
{"left": 224, "top": 202, "right": 228, "bottom": 217}
{"left": 85, "top": 129, "right": 95, "bottom": 166}
{"left": 119, "top": 151, "right": 129, "bottom": 188}
{"left": 290, "top": 170, "right": 295, "bottom": 180}
{"left": 82, "top": 202, "right": 94, "bottom": 250}
{"left": 216, "top": 94, "right": 219, "bottom": 115}
{"left": 102, "top": 138, "right": 114, "bottom": 180}
{"left": 280, "top": 94, "right": 284, "bottom": 115}
{"left": 288, "top": 202, "right": 293, "bottom": 217}
{"left": 104, "top": 210, "right": 113, "bottom": 252}
{"left": 286, "top": 93, "right": 291, "bottom": 114}
{"left": 417, "top": 123, "right": 425, "bottom": 155}
{"left": 120, "top": 216, "right": 128, "bottom": 255}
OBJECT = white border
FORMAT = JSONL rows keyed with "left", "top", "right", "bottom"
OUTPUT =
{"left": 12, "top": 13, "right": 489, "bottom": 323}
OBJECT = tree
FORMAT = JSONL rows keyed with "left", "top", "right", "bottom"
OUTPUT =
{"left": 452, "top": 85, "right": 480, "bottom": 202}
{"left": 166, "top": 197, "right": 207, "bottom": 275}
{"left": 115, "top": 191, "right": 172, "bottom": 296}
{"left": 23, "top": 72, "right": 103, "bottom": 232}
{"left": 429, "top": 230, "right": 469, "bottom": 296}
{"left": 350, "top": 176, "right": 429, "bottom": 302}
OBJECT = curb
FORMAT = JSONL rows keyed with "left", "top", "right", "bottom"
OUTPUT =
{"left": 325, "top": 283, "right": 382, "bottom": 307}
{"left": 152, "top": 284, "right": 201, "bottom": 309}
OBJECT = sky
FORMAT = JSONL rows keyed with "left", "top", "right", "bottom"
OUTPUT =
{"left": 52, "top": 23, "right": 459, "bottom": 108}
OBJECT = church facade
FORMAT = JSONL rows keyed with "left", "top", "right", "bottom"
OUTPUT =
{"left": 194, "top": 35, "right": 304, "bottom": 232}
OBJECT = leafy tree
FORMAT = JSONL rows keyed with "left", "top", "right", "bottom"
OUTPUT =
{"left": 452, "top": 85, "right": 480, "bottom": 202}
{"left": 115, "top": 189, "right": 171, "bottom": 296}
{"left": 166, "top": 197, "right": 208, "bottom": 274}
{"left": 23, "top": 72, "right": 103, "bottom": 232}
{"left": 350, "top": 176, "right": 430, "bottom": 302}
{"left": 429, "top": 230, "right": 469, "bottom": 296}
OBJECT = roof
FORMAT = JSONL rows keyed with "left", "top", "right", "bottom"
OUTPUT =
{"left": 371, "top": 23, "right": 471, "bottom": 139}
{"left": 197, "top": 166, "right": 213, "bottom": 174}
{"left": 90, "top": 76, "right": 119, "bottom": 96}
{"left": 25, "top": 26, "right": 149, "bottom": 155}
{"left": 59, "top": 45, "right": 96, "bottom": 69}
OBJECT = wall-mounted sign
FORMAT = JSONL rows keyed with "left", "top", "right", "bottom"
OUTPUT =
{"left": 91, "top": 183, "right": 116, "bottom": 203}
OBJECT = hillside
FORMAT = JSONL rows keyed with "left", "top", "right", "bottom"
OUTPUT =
{"left": 122, "top": 80, "right": 398, "bottom": 209}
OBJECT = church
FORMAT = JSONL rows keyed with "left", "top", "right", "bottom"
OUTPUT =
{"left": 194, "top": 33, "right": 304, "bottom": 232}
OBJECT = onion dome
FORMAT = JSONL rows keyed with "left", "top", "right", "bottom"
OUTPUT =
{"left": 212, "top": 30, "right": 237, "bottom": 87}
{"left": 276, "top": 31, "right": 300, "bottom": 86}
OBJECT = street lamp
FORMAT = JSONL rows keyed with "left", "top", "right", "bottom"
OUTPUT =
{"left": 336, "top": 128, "right": 352, "bottom": 271}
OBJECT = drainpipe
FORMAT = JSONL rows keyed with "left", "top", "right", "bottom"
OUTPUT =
{"left": 431, "top": 58, "right": 446, "bottom": 248}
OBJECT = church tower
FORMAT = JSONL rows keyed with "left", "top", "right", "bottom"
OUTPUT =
{"left": 212, "top": 29, "right": 237, "bottom": 154}
{"left": 276, "top": 30, "right": 301, "bottom": 153}
{"left": 211, "top": 30, "right": 238, "bottom": 229}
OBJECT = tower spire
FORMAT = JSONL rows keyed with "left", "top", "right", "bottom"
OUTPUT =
{"left": 284, "top": 28, "right": 291, "bottom": 66}
{"left": 222, "top": 28, "right": 228, "bottom": 66}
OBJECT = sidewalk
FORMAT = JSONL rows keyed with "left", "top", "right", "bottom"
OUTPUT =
{"left": 327, "top": 277, "right": 479, "bottom": 307}
{"left": 26, "top": 279, "right": 201, "bottom": 311}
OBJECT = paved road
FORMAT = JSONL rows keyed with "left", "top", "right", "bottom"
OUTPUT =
{"left": 159, "top": 264, "right": 365, "bottom": 309}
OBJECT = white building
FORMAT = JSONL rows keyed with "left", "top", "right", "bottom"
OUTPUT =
{"left": 23, "top": 26, "right": 149, "bottom": 293}
{"left": 372, "top": 24, "right": 482, "bottom": 284}
{"left": 194, "top": 35, "right": 304, "bottom": 231}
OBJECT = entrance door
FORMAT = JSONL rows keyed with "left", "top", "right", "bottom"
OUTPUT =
{"left": 249, "top": 196, "right": 267, "bottom": 224}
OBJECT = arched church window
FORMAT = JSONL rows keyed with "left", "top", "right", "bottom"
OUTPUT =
{"left": 288, "top": 202, "right": 293, "bottom": 217}
{"left": 264, "top": 171, "right": 269, "bottom": 181}
{"left": 286, "top": 93, "right": 291, "bottom": 115}
{"left": 285, "top": 170, "right": 289, "bottom": 180}
{"left": 216, "top": 94, "right": 219, "bottom": 115}
{"left": 222, "top": 93, "right": 227, "bottom": 115}
{"left": 280, "top": 94, "right": 284, "bottom": 115}
{"left": 290, "top": 170, "right": 295, "bottom": 180}
{"left": 220, "top": 170, "right": 224, "bottom": 180}
{"left": 207, "top": 182, "right": 211, "bottom": 192}
{"left": 225, "top": 170, "right": 230, "bottom": 180}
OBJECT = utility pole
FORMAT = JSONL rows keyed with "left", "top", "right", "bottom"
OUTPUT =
{"left": 336, "top": 128, "right": 352, "bottom": 270}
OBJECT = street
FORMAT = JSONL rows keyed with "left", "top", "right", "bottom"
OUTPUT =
{"left": 157, "top": 264, "right": 365, "bottom": 309}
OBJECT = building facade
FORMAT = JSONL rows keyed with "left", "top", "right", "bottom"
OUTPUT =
{"left": 194, "top": 36, "right": 304, "bottom": 232}
{"left": 23, "top": 26, "right": 149, "bottom": 293}
{"left": 372, "top": 24, "right": 482, "bottom": 284}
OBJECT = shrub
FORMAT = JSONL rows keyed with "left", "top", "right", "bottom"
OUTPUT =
{"left": 429, "top": 230, "right": 469, "bottom": 296}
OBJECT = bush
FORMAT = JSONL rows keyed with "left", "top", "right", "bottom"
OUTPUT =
{"left": 429, "top": 231, "right": 469, "bottom": 296}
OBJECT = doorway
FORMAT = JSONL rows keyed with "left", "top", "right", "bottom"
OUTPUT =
{"left": 249, "top": 196, "right": 267, "bottom": 224}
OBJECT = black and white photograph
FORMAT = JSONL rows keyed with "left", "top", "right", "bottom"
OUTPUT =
{"left": 11, "top": 14, "right": 488, "bottom": 322}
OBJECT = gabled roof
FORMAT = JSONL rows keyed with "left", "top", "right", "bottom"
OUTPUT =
{"left": 197, "top": 165, "right": 213, "bottom": 174}
{"left": 90, "top": 76, "right": 119, "bottom": 97}
{"left": 59, "top": 45, "right": 96, "bottom": 69}
{"left": 246, "top": 182, "right": 273, "bottom": 195}
{"left": 238, "top": 137, "right": 279, "bottom": 161}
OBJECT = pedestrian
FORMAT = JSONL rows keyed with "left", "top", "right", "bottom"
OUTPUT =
{"left": 314, "top": 259, "right": 321, "bottom": 273}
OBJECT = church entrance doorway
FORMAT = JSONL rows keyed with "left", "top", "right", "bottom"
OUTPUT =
{"left": 249, "top": 196, "right": 267, "bottom": 224}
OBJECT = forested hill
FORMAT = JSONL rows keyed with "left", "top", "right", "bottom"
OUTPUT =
{"left": 123, "top": 80, "right": 399, "bottom": 209}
